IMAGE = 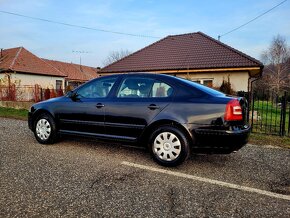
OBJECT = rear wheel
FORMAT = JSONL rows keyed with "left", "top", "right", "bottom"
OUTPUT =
{"left": 34, "top": 113, "right": 57, "bottom": 144}
{"left": 149, "top": 125, "right": 190, "bottom": 167}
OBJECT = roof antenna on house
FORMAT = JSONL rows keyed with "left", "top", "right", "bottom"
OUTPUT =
{"left": 72, "top": 50, "right": 90, "bottom": 71}
{"left": 1, "top": 48, "right": 3, "bottom": 58}
{"left": 218, "top": 35, "right": 221, "bottom": 41}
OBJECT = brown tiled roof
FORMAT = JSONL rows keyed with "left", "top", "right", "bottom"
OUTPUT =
{"left": 100, "top": 32, "right": 263, "bottom": 73}
{"left": 0, "top": 47, "right": 66, "bottom": 77}
{"left": 44, "top": 59, "right": 98, "bottom": 82}
{"left": 0, "top": 47, "right": 98, "bottom": 81}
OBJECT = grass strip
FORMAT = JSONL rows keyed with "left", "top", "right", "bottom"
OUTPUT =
{"left": 249, "top": 133, "right": 290, "bottom": 149}
{"left": 0, "top": 107, "right": 28, "bottom": 120}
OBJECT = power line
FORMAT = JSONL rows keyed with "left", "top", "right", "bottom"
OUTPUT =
{"left": 0, "top": 10, "right": 160, "bottom": 39}
{"left": 72, "top": 50, "right": 91, "bottom": 54}
{"left": 218, "top": 0, "right": 288, "bottom": 40}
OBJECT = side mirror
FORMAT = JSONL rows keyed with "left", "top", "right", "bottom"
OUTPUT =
{"left": 67, "top": 91, "right": 80, "bottom": 101}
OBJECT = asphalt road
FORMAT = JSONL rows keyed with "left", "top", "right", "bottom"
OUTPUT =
{"left": 0, "top": 118, "right": 289, "bottom": 217}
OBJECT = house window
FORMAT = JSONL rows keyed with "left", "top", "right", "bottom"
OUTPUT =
{"left": 203, "top": 80, "right": 213, "bottom": 88}
{"left": 56, "top": 80, "right": 63, "bottom": 90}
{"left": 192, "top": 79, "right": 213, "bottom": 87}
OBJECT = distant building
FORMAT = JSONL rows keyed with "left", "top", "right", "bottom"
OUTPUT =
{"left": 0, "top": 47, "right": 98, "bottom": 90}
{"left": 100, "top": 32, "right": 263, "bottom": 92}
{"left": 44, "top": 59, "right": 98, "bottom": 89}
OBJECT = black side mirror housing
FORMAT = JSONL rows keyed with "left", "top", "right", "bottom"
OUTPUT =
{"left": 67, "top": 91, "right": 80, "bottom": 101}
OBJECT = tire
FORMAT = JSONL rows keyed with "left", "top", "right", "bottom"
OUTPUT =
{"left": 33, "top": 113, "right": 57, "bottom": 144}
{"left": 149, "top": 125, "right": 190, "bottom": 167}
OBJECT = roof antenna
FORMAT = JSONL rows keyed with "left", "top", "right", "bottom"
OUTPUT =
{"left": 1, "top": 48, "right": 3, "bottom": 58}
{"left": 72, "top": 50, "right": 91, "bottom": 71}
{"left": 218, "top": 35, "right": 221, "bottom": 41}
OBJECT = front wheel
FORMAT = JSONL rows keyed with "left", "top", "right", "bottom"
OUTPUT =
{"left": 34, "top": 113, "right": 57, "bottom": 144}
{"left": 149, "top": 125, "right": 190, "bottom": 167}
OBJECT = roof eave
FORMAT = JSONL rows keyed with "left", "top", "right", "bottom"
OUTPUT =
{"left": 7, "top": 70, "right": 67, "bottom": 77}
{"left": 100, "top": 66, "right": 264, "bottom": 75}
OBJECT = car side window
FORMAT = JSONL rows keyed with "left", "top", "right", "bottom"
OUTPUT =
{"left": 77, "top": 77, "right": 117, "bottom": 98}
{"left": 151, "top": 82, "right": 173, "bottom": 98}
{"left": 117, "top": 77, "right": 173, "bottom": 98}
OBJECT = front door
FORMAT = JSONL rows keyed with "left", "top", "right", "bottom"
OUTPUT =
{"left": 58, "top": 76, "right": 118, "bottom": 136}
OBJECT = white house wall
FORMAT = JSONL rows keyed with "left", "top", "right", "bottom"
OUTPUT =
{"left": 177, "top": 71, "right": 249, "bottom": 92}
{"left": 0, "top": 73, "right": 65, "bottom": 89}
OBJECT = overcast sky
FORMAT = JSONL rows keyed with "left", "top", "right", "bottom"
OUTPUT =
{"left": 1, "top": 0, "right": 289, "bottom": 67}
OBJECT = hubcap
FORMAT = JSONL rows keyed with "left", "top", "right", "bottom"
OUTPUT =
{"left": 153, "top": 132, "right": 181, "bottom": 161}
{"left": 36, "top": 119, "right": 51, "bottom": 141}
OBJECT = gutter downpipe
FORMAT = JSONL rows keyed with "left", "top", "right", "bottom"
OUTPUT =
{"left": 248, "top": 67, "right": 263, "bottom": 129}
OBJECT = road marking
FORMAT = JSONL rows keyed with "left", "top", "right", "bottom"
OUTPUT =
{"left": 121, "top": 161, "right": 290, "bottom": 201}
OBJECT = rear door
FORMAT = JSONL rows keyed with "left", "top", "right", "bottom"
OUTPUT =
{"left": 104, "top": 75, "right": 174, "bottom": 142}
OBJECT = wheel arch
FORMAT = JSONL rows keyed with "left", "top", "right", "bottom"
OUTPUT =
{"left": 140, "top": 119, "right": 195, "bottom": 147}
{"left": 32, "top": 109, "right": 56, "bottom": 127}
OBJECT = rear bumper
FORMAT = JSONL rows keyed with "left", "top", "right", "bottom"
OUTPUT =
{"left": 193, "top": 125, "right": 251, "bottom": 154}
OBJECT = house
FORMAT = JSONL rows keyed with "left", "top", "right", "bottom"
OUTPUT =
{"left": 0, "top": 47, "right": 98, "bottom": 103}
{"left": 0, "top": 47, "right": 66, "bottom": 89}
{"left": 44, "top": 59, "right": 98, "bottom": 89}
{"left": 100, "top": 32, "right": 264, "bottom": 92}
{"left": 0, "top": 47, "right": 98, "bottom": 90}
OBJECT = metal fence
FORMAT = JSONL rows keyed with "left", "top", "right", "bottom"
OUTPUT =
{"left": 0, "top": 85, "right": 65, "bottom": 102}
{"left": 250, "top": 90, "right": 289, "bottom": 137}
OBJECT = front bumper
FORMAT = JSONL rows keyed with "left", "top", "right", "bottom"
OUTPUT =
{"left": 193, "top": 125, "right": 251, "bottom": 154}
{"left": 28, "top": 112, "right": 33, "bottom": 130}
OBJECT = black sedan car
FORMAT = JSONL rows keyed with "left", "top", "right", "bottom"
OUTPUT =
{"left": 28, "top": 73, "right": 250, "bottom": 166}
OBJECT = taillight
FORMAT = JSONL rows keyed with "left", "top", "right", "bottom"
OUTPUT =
{"left": 224, "top": 99, "right": 243, "bottom": 121}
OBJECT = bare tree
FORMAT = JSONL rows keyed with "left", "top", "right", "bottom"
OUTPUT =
{"left": 260, "top": 35, "right": 290, "bottom": 95}
{"left": 102, "top": 49, "right": 131, "bottom": 67}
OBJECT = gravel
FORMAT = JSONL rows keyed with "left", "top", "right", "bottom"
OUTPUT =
{"left": 0, "top": 118, "right": 289, "bottom": 217}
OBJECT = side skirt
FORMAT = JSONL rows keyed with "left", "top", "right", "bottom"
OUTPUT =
{"left": 59, "top": 130, "right": 137, "bottom": 142}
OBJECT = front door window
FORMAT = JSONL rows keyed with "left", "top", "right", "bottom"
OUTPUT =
{"left": 76, "top": 77, "right": 117, "bottom": 99}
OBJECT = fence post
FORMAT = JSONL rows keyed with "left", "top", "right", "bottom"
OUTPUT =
{"left": 251, "top": 90, "right": 255, "bottom": 132}
{"left": 40, "top": 88, "right": 43, "bottom": 101}
{"left": 280, "top": 91, "right": 287, "bottom": 136}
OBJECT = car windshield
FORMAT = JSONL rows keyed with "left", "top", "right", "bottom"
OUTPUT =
{"left": 176, "top": 77, "right": 225, "bottom": 97}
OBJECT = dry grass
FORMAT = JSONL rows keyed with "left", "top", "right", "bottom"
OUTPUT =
{"left": 249, "top": 133, "right": 290, "bottom": 149}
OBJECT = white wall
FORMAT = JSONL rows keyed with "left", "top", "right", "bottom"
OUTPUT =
{"left": 177, "top": 71, "right": 249, "bottom": 91}
{"left": 0, "top": 73, "right": 65, "bottom": 89}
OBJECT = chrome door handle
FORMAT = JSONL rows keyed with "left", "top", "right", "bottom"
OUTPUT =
{"left": 148, "top": 104, "right": 159, "bottom": 110}
{"left": 96, "top": 103, "right": 105, "bottom": 108}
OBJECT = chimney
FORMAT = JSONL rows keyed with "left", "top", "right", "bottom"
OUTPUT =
{"left": 1, "top": 49, "right": 3, "bottom": 58}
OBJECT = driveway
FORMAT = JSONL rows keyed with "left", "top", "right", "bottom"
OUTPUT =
{"left": 0, "top": 118, "right": 289, "bottom": 217}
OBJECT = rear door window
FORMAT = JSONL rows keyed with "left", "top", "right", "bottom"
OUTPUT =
{"left": 117, "top": 77, "right": 174, "bottom": 98}
{"left": 151, "top": 82, "right": 173, "bottom": 98}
